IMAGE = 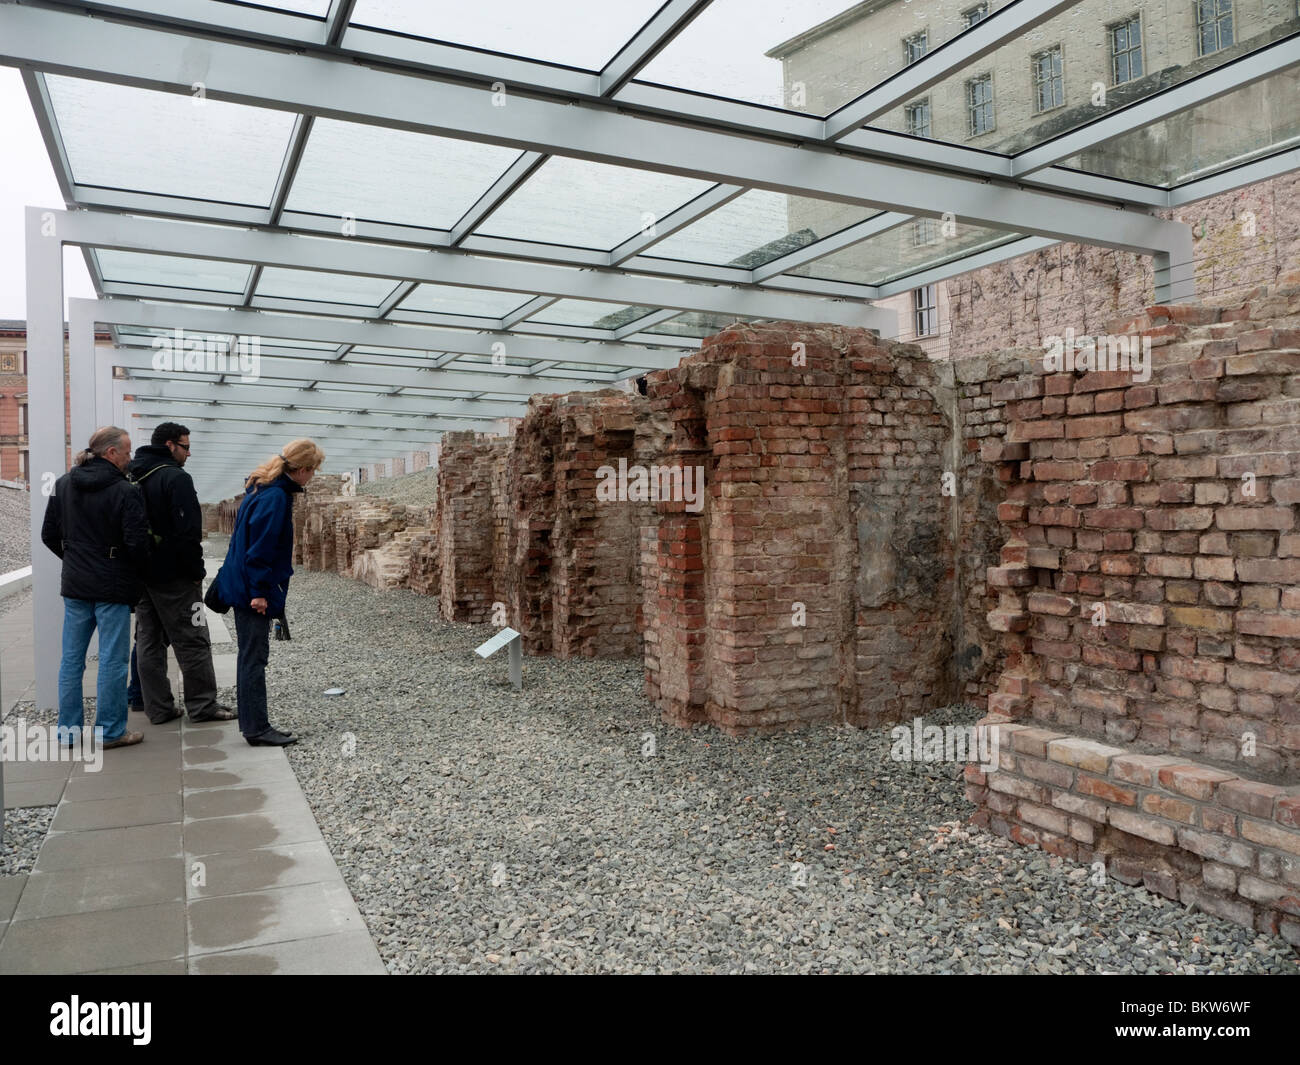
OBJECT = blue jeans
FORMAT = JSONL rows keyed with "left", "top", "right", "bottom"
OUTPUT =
{"left": 233, "top": 607, "right": 271, "bottom": 738}
{"left": 58, "top": 598, "right": 131, "bottom": 744}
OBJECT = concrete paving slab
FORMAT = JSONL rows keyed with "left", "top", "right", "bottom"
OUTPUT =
{"left": 184, "top": 781, "right": 313, "bottom": 822}
{"left": 0, "top": 901, "right": 187, "bottom": 974}
{"left": 52, "top": 792, "right": 183, "bottom": 832}
{"left": 0, "top": 875, "right": 25, "bottom": 923}
{"left": 2, "top": 758, "right": 75, "bottom": 783}
{"left": 3, "top": 777, "right": 66, "bottom": 809}
{"left": 183, "top": 805, "right": 323, "bottom": 857}
{"left": 189, "top": 930, "right": 386, "bottom": 975}
{"left": 186, "top": 840, "right": 341, "bottom": 900}
{"left": 35, "top": 822, "right": 183, "bottom": 873}
{"left": 14, "top": 857, "right": 185, "bottom": 920}
{"left": 63, "top": 768, "right": 182, "bottom": 803}
{"left": 182, "top": 763, "right": 291, "bottom": 790}
{"left": 187, "top": 881, "right": 366, "bottom": 956}
{"left": 87, "top": 959, "right": 189, "bottom": 975}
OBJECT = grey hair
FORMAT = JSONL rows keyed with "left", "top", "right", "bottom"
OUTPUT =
{"left": 74, "top": 425, "right": 128, "bottom": 467}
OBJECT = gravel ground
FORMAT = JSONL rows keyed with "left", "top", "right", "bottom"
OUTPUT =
{"left": 0, "top": 486, "right": 31, "bottom": 573}
{"left": 237, "top": 570, "right": 1297, "bottom": 975}
{"left": 0, "top": 807, "right": 55, "bottom": 877}
{"left": 356, "top": 467, "right": 437, "bottom": 506}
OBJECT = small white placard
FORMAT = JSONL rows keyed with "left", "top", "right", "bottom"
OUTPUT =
{"left": 475, "top": 627, "right": 521, "bottom": 659}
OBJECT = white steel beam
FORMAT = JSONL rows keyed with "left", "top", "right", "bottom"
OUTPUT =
{"left": 0, "top": 6, "right": 1190, "bottom": 259}
{"left": 48, "top": 206, "right": 885, "bottom": 331}
{"left": 68, "top": 282, "right": 683, "bottom": 370}
{"left": 123, "top": 379, "right": 527, "bottom": 420}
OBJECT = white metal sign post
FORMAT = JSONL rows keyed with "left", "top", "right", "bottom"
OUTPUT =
{"left": 475, "top": 627, "right": 523, "bottom": 691}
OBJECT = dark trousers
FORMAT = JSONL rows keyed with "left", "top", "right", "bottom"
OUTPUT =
{"left": 233, "top": 606, "right": 272, "bottom": 738}
{"left": 137, "top": 577, "right": 218, "bottom": 723}
{"left": 127, "top": 642, "right": 142, "bottom": 708}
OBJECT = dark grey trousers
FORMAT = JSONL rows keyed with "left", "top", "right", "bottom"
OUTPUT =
{"left": 137, "top": 577, "right": 219, "bottom": 723}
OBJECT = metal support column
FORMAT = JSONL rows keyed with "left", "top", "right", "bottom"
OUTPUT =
{"left": 26, "top": 206, "right": 66, "bottom": 711}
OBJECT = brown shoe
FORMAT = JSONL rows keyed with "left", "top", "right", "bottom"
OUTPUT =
{"left": 103, "top": 731, "right": 144, "bottom": 749}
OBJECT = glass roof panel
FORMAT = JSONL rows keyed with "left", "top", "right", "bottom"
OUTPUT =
{"left": 349, "top": 0, "right": 666, "bottom": 71}
{"left": 218, "top": 0, "right": 329, "bottom": 14}
{"left": 398, "top": 284, "right": 533, "bottom": 319}
{"left": 790, "top": 219, "right": 1025, "bottom": 286}
{"left": 848, "top": 0, "right": 1295, "bottom": 159}
{"left": 286, "top": 119, "right": 523, "bottom": 231}
{"left": 255, "top": 268, "right": 401, "bottom": 307}
{"left": 636, "top": 0, "right": 883, "bottom": 112}
{"left": 645, "top": 312, "right": 759, "bottom": 340}
{"left": 1059, "top": 67, "right": 1300, "bottom": 188}
{"left": 645, "top": 190, "right": 883, "bottom": 267}
{"left": 96, "top": 251, "right": 250, "bottom": 293}
{"left": 45, "top": 76, "right": 296, "bottom": 206}
{"left": 529, "top": 300, "right": 657, "bottom": 329}
{"left": 477, "top": 158, "right": 713, "bottom": 251}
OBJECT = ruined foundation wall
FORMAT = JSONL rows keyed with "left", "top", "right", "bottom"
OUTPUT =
{"left": 641, "top": 321, "right": 989, "bottom": 735}
{"left": 437, "top": 432, "right": 510, "bottom": 623}
{"left": 968, "top": 279, "right": 1300, "bottom": 943}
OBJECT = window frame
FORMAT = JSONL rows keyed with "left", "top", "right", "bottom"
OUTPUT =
{"left": 1031, "top": 44, "right": 1066, "bottom": 114}
{"left": 1107, "top": 13, "right": 1144, "bottom": 86}
{"left": 913, "top": 284, "right": 939, "bottom": 338}
{"left": 965, "top": 72, "right": 996, "bottom": 138}
{"left": 963, "top": 3, "right": 990, "bottom": 28}
{"left": 903, "top": 30, "right": 930, "bottom": 67}
{"left": 1195, "top": 0, "right": 1234, "bottom": 56}
{"left": 904, "top": 97, "right": 932, "bottom": 138}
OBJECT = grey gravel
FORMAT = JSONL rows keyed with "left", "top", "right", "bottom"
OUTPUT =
{"left": 241, "top": 570, "right": 1298, "bottom": 975}
{"left": 356, "top": 467, "right": 437, "bottom": 507}
{"left": 0, "top": 486, "right": 31, "bottom": 574}
{"left": 0, "top": 807, "right": 55, "bottom": 877}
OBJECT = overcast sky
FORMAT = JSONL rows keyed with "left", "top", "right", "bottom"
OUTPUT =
{"left": 0, "top": 69, "right": 95, "bottom": 320}
{"left": 0, "top": 1, "right": 853, "bottom": 320}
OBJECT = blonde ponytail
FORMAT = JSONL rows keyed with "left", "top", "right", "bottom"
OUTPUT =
{"left": 245, "top": 438, "right": 325, "bottom": 489}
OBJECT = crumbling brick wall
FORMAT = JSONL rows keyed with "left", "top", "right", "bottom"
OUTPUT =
{"left": 438, "top": 431, "right": 510, "bottom": 622}
{"left": 969, "top": 278, "right": 1300, "bottom": 941}
{"left": 502, "top": 390, "right": 660, "bottom": 657}
{"left": 641, "top": 321, "right": 984, "bottom": 734}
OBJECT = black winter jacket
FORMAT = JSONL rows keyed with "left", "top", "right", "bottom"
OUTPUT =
{"left": 41, "top": 457, "right": 151, "bottom": 604}
{"left": 127, "top": 445, "right": 205, "bottom": 583}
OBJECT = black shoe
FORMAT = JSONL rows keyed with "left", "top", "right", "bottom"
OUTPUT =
{"left": 128, "top": 703, "right": 144, "bottom": 714}
{"left": 245, "top": 728, "right": 297, "bottom": 747}
{"left": 146, "top": 710, "right": 182, "bottom": 726}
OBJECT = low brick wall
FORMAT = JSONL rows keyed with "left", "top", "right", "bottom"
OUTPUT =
{"left": 966, "top": 724, "right": 1300, "bottom": 944}
{"left": 973, "top": 278, "right": 1300, "bottom": 930}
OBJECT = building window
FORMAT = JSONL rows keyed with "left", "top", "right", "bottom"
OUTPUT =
{"left": 18, "top": 403, "right": 28, "bottom": 438}
{"left": 966, "top": 74, "right": 994, "bottom": 136}
{"left": 903, "top": 31, "right": 928, "bottom": 66}
{"left": 963, "top": 3, "right": 989, "bottom": 27}
{"left": 914, "top": 285, "right": 938, "bottom": 337}
{"left": 912, "top": 219, "right": 940, "bottom": 246}
{"left": 1195, "top": 0, "right": 1233, "bottom": 55}
{"left": 1032, "top": 46, "right": 1064, "bottom": 112}
{"left": 19, "top": 450, "right": 29, "bottom": 483}
{"left": 1110, "top": 16, "right": 1143, "bottom": 84}
{"left": 905, "top": 98, "right": 932, "bottom": 138}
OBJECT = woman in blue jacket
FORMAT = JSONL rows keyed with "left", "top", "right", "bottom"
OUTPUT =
{"left": 216, "top": 438, "right": 324, "bottom": 746}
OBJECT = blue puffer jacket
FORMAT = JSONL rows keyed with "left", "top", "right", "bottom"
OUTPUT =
{"left": 215, "top": 474, "right": 303, "bottom": 618}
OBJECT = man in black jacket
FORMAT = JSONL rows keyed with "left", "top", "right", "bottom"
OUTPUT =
{"left": 128, "top": 422, "right": 231, "bottom": 724}
{"left": 41, "top": 426, "right": 150, "bottom": 749}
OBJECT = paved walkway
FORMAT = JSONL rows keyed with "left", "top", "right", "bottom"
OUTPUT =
{"left": 0, "top": 557, "right": 386, "bottom": 974}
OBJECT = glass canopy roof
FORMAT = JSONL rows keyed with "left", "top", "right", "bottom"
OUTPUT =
{"left": 6, "top": 0, "right": 1297, "bottom": 480}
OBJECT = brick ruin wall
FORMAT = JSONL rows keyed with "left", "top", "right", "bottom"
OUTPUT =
{"left": 966, "top": 279, "right": 1300, "bottom": 945}
{"left": 272, "top": 296, "right": 1300, "bottom": 937}
{"left": 947, "top": 173, "right": 1300, "bottom": 360}
{"left": 640, "top": 322, "right": 998, "bottom": 734}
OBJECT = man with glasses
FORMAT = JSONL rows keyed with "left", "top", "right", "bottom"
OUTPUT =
{"left": 128, "top": 422, "right": 234, "bottom": 724}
